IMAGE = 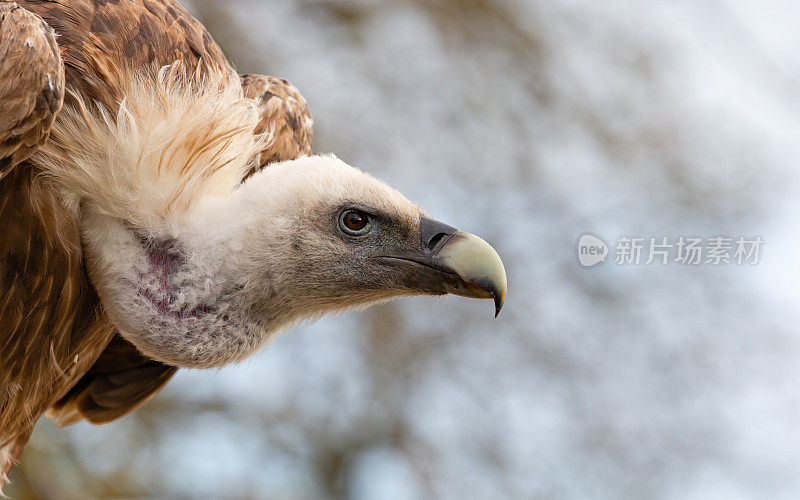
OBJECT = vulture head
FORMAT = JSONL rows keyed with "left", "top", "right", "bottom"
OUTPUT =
{"left": 35, "top": 66, "right": 507, "bottom": 368}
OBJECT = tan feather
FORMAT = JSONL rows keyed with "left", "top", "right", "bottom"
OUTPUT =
{"left": 241, "top": 74, "right": 314, "bottom": 172}
{"left": 33, "top": 62, "right": 267, "bottom": 229}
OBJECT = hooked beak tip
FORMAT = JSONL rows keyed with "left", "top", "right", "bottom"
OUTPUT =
{"left": 493, "top": 282, "right": 506, "bottom": 318}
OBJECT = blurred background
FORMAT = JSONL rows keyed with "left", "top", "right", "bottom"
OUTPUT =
{"left": 8, "top": 0, "right": 800, "bottom": 498}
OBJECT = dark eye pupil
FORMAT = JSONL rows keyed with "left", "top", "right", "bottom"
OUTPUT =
{"left": 344, "top": 211, "right": 367, "bottom": 231}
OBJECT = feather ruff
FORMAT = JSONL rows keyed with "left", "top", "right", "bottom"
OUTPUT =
{"left": 33, "top": 62, "right": 270, "bottom": 232}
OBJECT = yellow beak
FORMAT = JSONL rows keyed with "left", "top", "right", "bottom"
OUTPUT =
{"left": 434, "top": 231, "right": 507, "bottom": 317}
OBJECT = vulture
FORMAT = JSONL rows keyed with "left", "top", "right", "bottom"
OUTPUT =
{"left": 0, "top": 0, "right": 507, "bottom": 486}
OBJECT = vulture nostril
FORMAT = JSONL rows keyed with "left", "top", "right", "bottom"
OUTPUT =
{"left": 419, "top": 216, "right": 458, "bottom": 251}
{"left": 427, "top": 232, "right": 448, "bottom": 251}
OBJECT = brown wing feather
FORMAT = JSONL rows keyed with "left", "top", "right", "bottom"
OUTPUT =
{"left": 47, "top": 335, "right": 178, "bottom": 426}
{"left": 19, "top": 0, "right": 233, "bottom": 111}
{"left": 0, "top": 165, "right": 116, "bottom": 478}
{"left": 0, "top": 3, "right": 64, "bottom": 180}
{"left": 241, "top": 74, "right": 314, "bottom": 172}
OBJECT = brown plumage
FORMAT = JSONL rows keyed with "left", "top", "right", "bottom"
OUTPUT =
{"left": 241, "top": 74, "right": 314, "bottom": 171}
{"left": 0, "top": 3, "right": 64, "bottom": 177}
{"left": 0, "top": 0, "right": 312, "bottom": 481}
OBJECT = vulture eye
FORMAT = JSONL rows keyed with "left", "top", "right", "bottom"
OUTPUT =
{"left": 339, "top": 209, "right": 372, "bottom": 236}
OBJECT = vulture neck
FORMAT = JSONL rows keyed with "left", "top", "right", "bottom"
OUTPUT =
{"left": 85, "top": 168, "right": 300, "bottom": 369}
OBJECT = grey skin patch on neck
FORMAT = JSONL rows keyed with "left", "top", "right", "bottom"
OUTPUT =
{"left": 114, "top": 232, "right": 268, "bottom": 367}
{"left": 135, "top": 235, "right": 215, "bottom": 321}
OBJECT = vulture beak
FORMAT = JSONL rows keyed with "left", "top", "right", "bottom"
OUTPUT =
{"left": 384, "top": 216, "right": 508, "bottom": 317}
{"left": 420, "top": 216, "right": 507, "bottom": 317}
